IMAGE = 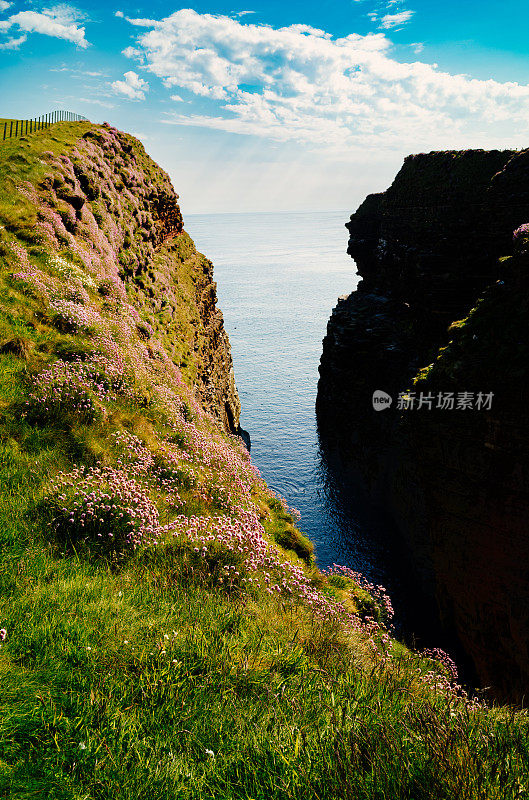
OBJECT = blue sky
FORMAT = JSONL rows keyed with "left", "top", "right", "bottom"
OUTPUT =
{"left": 2, "top": 1, "right": 529, "bottom": 214}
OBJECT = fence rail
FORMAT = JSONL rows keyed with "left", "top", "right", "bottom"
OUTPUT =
{"left": 2, "top": 110, "right": 90, "bottom": 142}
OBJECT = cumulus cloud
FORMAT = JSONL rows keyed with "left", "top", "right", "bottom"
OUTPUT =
{"left": 378, "top": 10, "right": 414, "bottom": 29}
{"left": 0, "top": 5, "right": 89, "bottom": 47}
{"left": 115, "top": 10, "right": 124, "bottom": 17}
{"left": 0, "top": 1, "right": 11, "bottom": 11}
{"left": 111, "top": 70, "right": 148, "bottom": 100}
{"left": 121, "top": 9, "right": 529, "bottom": 152}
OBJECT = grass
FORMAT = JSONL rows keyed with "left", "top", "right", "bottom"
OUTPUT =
{"left": 0, "top": 118, "right": 528, "bottom": 799}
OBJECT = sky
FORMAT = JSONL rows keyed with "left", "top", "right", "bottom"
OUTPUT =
{"left": 1, "top": 1, "right": 529, "bottom": 214}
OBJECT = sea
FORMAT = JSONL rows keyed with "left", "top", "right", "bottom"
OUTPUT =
{"left": 185, "top": 210, "right": 441, "bottom": 645}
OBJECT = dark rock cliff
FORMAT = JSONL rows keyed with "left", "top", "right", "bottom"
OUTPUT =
{"left": 317, "top": 148, "right": 529, "bottom": 702}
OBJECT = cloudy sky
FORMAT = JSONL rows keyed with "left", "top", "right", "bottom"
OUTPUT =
{"left": 1, "top": 1, "right": 529, "bottom": 213}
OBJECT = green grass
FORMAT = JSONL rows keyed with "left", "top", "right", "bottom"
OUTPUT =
{"left": 0, "top": 118, "right": 528, "bottom": 799}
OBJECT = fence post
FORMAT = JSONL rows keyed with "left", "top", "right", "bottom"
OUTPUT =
{"left": 3, "top": 122, "right": 6, "bottom": 140}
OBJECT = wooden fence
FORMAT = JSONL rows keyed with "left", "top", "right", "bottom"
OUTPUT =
{"left": 2, "top": 110, "right": 89, "bottom": 142}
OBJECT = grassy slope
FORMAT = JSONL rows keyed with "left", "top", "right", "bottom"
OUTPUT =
{"left": 0, "top": 123, "right": 528, "bottom": 800}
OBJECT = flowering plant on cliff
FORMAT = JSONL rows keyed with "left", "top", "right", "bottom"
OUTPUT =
{"left": 46, "top": 466, "right": 161, "bottom": 555}
{"left": 513, "top": 222, "right": 529, "bottom": 254}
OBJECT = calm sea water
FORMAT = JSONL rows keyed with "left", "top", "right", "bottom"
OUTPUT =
{"left": 185, "top": 211, "right": 439, "bottom": 641}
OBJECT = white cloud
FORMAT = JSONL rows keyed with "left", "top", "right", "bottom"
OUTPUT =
{"left": 0, "top": 32, "right": 25, "bottom": 48}
{"left": 0, "top": 1, "right": 12, "bottom": 11}
{"left": 0, "top": 5, "right": 89, "bottom": 47}
{"left": 122, "top": 45, "right": 143, "bottom": 60}
{"left": 410, "top": 42, "right": 424, "bottom": 54}
{"left": 234, "top": 10, "right": 255, "bottom": 16}
{"left": 170, "top": 93, "right": 184, "bottom": 102}
{"left": 115, "top": 10, "right": 124, "bottom": 18}
{"left": 111, "top": 70, "right": 148, "bottom": 100}
{"left": 121, "top": 9, "right": 529, "bottom": 152}
{"left": 378, "top": 10, "right": 414, "bottom": 29}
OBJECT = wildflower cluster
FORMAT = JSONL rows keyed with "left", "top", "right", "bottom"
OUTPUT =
{"left": 49, "top": 299, "right": 102, "bottom": 334}
{"left": 274, "top": 492, "right": 302, "bottom": 521}
{"left": 10, "top": 269, "right": 50, "bottom": 299}
{"left": 98, "top": 276, "right": 127, "bottom": 301}
{"left": 513, "top": 222, "right": 529, "bottom": 253}
{"left": 111, "top": 430, "right": 193, "bottom": 510}
{"left": 26, "top": 360, "right": 102, "bottom": 424}
{"left": 48, "top": 255, "right": 96, "bottom": 289}
{"left": 168, "top": 513, "right": 380, "bottom": 641}
{"left": 323, "top": 563, "right": 395, "bottom": 625}
{"left": 422, "top": 647, "right": 459, "bottom": 684}
{"left": 47, "top": 466, "right": 161, "bottom": 554}
{"left": 26, "top": 357, "right": 134, "bottom": 424}
{"left": 513, "top": 223, "right": 529, "bottom": 241}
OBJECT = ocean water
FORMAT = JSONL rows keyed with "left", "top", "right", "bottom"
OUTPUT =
{"left": 185, "top": 210, "right": 436, "bottom": 639}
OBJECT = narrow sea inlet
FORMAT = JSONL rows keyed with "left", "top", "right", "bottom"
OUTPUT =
{"left": 185, "top": 210, "right": 436, "bottom": 643}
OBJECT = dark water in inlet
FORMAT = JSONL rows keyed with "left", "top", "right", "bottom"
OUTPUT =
{"left": 185, "top": 211, "right": 440, "bottom": 644}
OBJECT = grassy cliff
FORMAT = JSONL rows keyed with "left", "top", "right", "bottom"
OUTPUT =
{"left": 0, "top": 123, "right": 528, "bottom": 799}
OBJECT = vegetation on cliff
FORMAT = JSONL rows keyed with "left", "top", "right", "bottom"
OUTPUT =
{"left": 0, "top": 124, "right": 527, "bottom": 799}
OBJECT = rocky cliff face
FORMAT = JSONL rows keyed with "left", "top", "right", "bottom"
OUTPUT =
{"left": 317, "top": 148, "right": 529, "bottom": 702}
{"left": 11, "top": 122, "right": 241, "bottom": 435}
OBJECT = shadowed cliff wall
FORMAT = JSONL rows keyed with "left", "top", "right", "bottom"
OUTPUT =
{"left": 317, "top": 148, "right": 529, "bottom": 702}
